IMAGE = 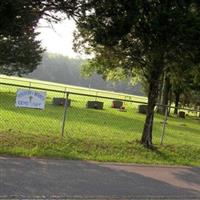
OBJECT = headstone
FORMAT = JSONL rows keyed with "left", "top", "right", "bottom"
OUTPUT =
{"left": 178, "top": 111, "right": 185, "bottom": 119}
{"left": 112, "top": 100, "right": 123, "bottom": 108}
{"left": 53, "top": 98, "right": 71, "bottom": 107}
{"left": 138, "top": 104, "right": 147, "bottom": 114}
{"left": 86, "top": 101, "right": 103, "bottom": 110}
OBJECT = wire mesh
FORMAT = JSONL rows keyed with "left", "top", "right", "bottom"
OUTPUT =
{"left": 0, "top": 81, "right": 199, "bottom": 146}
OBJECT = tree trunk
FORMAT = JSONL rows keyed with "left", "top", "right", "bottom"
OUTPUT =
{"left": 174, "top": 91, "right": 180, "bottom": 115}
{"left": 157, "top": 71, "right": 171, "bottom": 115}
{"left": 157, "top": 73, "right": 164, "bottom": 105}
{"left": 141, "top": 75, "right": 160, "bottom": 148}
{"left": 168, "top": 88, "right": 172, "bottom": 115}
{"left": 140, "top": 54, "right": 164, "bottom": 148}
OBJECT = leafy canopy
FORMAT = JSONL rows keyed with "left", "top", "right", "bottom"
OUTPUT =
{"left": 0, "top": 0, "right": 82, "bottom": 75}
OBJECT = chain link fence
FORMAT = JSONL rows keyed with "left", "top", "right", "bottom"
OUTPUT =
{"left": 0, "top": 77, "right": 199, "bottom": 146}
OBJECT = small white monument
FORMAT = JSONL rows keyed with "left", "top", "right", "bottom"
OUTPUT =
{"left": 15, "top": 89, "right": 46, "bottom": 109}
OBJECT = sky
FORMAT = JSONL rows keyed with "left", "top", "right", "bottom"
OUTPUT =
{"left": 36, "top": 18, "right": 80, "bottom": 58}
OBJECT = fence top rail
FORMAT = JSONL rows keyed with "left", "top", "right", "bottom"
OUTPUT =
{"left": 1, "top": 81, "right": 199, "bottom": 113}
{"left": 0, "top": 81, "right": 148, "bottom": 105}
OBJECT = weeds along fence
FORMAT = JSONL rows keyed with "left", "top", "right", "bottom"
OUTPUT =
{"left": 0, "top": 81, "right": 200, "bottom": 146}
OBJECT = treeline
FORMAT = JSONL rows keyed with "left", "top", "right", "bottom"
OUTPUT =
{"left": 25, "top": 53, "right": 143, "bottom": 96}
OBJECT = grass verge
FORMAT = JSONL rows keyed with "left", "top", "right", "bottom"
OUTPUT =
{"left": 0, "top": 131, "right": 199, "bottom": 166}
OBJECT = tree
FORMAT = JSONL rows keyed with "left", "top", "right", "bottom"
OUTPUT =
{"left": 0, "top": 0, "right": 43, "bottom": 75}
{"left": 0, "top": 0, "right": 82, "bottom": 75}
{"left": 74, "top": 0, "right": 200, "bottom": 147}
{"left": 171, "top": 62, "right": 200, "bottom": 114}
{"left": 0, "top": 0, "right": 82, "bottom": 36}
{"left": 0, "top": 33, "right": 43, "bottom": 76}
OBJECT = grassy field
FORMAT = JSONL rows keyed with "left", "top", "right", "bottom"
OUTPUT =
{"left": 0, "top": 75, "right": 147, "bottom": 102}
{"left": 0, "top": 75, "right": 200, "bottom": 166}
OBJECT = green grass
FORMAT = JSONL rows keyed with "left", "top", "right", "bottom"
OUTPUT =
{"left": 1, "top": 132, "right": 200, "bottom": 166}
{"left": 0, "top": 75, "right": 200, "bottom": 166}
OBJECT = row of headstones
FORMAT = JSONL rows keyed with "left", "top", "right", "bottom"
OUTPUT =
{"left": 52, "top": 97, "right": 124, "bottom": 109}
{"left": 139, "top": 105, "right": 186, "bottom": 118}
{"left": 53, "top": 98, "right": 186, "bottom": 118}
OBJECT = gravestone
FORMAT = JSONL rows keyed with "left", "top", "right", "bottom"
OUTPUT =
{"left": 138, "top": 104, "right": 147, "bottom": 114}
{"left": 178, "top": 111, "right": 185, "bottom": 119}
{"left": 53, "top": 98, "right": 71, "bottom": 107}
{"left": 112, "top": 100, "right": 123, "bottom": 108}
{"left": 86, "top": 101, "right": 103, "bottom": 110}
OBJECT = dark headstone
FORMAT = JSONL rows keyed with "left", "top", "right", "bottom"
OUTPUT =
{"left": 53, "top": 98, "right": 71, "bottom": 107}
{"left": 138, "top": 104, "right": 147, "bottom": 114}
{"left": 112, "top": 100, "right": 123, "bottom": 108}
{"left": 86, "top": 101, "right": 103, "bottom": 110}
{"left": 178, "top": 111, "right": 185, "bottom": 119}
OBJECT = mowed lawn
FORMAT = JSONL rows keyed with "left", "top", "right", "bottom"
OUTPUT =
{"left": 0, "top": 76, "right": 200, "bottom": 166}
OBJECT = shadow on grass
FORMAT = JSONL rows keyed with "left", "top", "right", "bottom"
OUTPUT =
{"left": 154, "top": 113, "right": 200, "bottom": 136}
{"left": 1, "top": 92, "right": 199, "bottom": 142}
{"left": 0, "top": 92, "right": 145, "bottom": 134}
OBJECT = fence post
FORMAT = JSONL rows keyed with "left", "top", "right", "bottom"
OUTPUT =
{"left": 63, "top": 87, "right": 67, "bottom": 98}
{"left": 61, "top": 92, "right": 69, "bottom": 137}
{"left": 29, "top": 82, "right": 31, "bottom": 90}
{"left": 95, "top": 91, "right": 98, "bottom": 101}
{"left": 160, "top": 105, "right": 168, "bottom": 145}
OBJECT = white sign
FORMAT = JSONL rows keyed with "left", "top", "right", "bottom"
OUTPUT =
{"left": 15, "top": 89, "right": 46, "bottom": 109}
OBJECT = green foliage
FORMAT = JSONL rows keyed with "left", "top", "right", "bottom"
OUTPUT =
{"left": 74, "top": 0, "right": 200, "bottom": 146}
{"left": 81, "top": 59, "right": 127, "bottom": 81}
{"left": 75, "top": 0, "right": 200, "bottom": 80}
{"left": 0, "top": 0, "right": 44, "bottom": 75}
{"left": 0, "top": 33, "right": 44, "bottom": 76}
{"left": 169, "top": 61, "right": 200, "bottom": 108}
{"left": 0, "top": 0, "right": 39, "bottom": 36}
{"left": 0, "top": 0, "right": 82, "bottom": 75}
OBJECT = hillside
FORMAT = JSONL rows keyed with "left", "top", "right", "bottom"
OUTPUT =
{"left": 25, "top": 53, "right": 144, "bottom": 96}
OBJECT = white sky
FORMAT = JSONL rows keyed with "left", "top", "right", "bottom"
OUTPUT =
{"left": 36, "top": 18, "right": 80, "bottom": 58}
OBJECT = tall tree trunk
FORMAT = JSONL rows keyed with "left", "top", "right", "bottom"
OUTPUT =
{"left": 141, "top": 71, "right": 161, "bottom": 147}
{"left": 174, "top": 91, "right": 180, "bottom": 114}
{"left": 141, "top": 54, "right": 164, "bottom": 148}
